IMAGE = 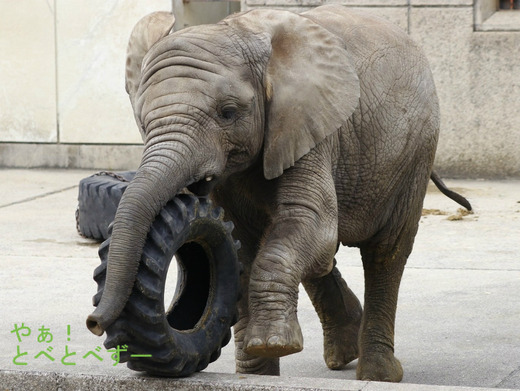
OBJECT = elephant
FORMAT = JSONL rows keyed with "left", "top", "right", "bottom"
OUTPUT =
{"left": 86, "top": 5, "right": 471, "bottom": 382}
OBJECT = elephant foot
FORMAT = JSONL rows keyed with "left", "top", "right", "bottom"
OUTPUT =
{"left": 235, "top": 355, "right": 280, "bottom": 376}
{"left": 244, "top": 313, "right": 303, "bottom": 358}
{"left": 303, "top": 265, "right": 362, "bottom": 370}
{"left": 356, "top": 348, "right": 403, "bottom": 382}
{"left": 323, "top": 325, "right": 359, "bottom": 369}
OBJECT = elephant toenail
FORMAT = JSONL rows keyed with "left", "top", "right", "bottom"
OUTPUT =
{"left": 267, "top": 335, "right": 283, "bottom": 347}
{"left": 247, "top": 337, "right": 263, "bottom": 348}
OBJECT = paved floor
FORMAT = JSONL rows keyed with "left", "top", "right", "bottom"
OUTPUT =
{"left": 0, "top": 168, "right": 519, "bottom": 390}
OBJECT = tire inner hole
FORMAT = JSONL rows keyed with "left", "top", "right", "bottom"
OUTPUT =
{"left": 165, "top": 242, "right": 211, "bottom": 331}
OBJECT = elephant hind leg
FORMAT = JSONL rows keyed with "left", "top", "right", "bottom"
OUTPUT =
{"left": 356, "top": 194, "right": 424, "bottom": 382}
{"left": 303, "top": 261, "right": 362, "bottom": 370}
{"left": 356, "top": 242, "right": 408, "bottom": 382}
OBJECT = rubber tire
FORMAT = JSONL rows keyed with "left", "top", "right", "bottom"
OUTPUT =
{"left": 92, "top": 194, "right": 241, "bottom": 376}
{"left": 76, "top": 171, "right": 136, "bottom": 240}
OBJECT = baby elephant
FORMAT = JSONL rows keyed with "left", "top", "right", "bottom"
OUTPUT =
{"left": 87, "top": 5, "right": 470, "bottom": 382}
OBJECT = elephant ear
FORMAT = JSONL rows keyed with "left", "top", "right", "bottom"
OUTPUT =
{"left": 226, "top": 10, "right": 360, "bottom": 180}
{"left": 125, "top": 12, "right": 175, "bottom": 138}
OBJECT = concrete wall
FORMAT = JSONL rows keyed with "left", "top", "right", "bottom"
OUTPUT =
{"left": 0, "top": 0, "right": 172, "bottom": 169}
{"left": 0, "top": 0, "right": 241, "bottom": 170}
{"left": 1, "top": 0, "right": 519, "bottom": 177}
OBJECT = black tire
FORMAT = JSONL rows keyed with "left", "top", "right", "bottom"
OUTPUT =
{"left": 92, "top": 194, "right": 241, "bottom": 376}
{"left": 76, "top": 171, "right": 136, "bottom": 240}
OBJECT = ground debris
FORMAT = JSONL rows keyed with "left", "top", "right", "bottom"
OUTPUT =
{"left": 447, "top": 208, "right": 475, "bottom": 221}
{"left": 422, "top": 208, "right": 448, "bottom": 216}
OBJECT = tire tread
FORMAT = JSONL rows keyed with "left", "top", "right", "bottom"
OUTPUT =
{"left": 91, "top": 192, "right": 241, "bottom": 376}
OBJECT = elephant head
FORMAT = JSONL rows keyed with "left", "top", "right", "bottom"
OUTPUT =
{"left": 86, "top": 9, "right": 360, "bottom": 335}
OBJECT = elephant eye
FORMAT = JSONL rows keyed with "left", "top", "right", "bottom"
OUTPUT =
{"left": 219, "top": 105, "right": 237, "bottom": 122}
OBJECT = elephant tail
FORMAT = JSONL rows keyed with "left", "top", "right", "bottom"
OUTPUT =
{"left": 430, "top": 171, "right": 472, "bottom": 211}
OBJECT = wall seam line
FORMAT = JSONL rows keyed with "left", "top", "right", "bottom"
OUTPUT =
{"left": 54, "top": 0, "right": 60, "bottom": 144}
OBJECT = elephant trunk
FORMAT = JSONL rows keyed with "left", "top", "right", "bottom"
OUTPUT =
{"left": 86, "top": 142, "right": 205, "bottom": 336}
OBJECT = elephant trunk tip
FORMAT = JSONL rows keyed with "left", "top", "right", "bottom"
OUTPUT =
{"left": 86, "top": 313, "right": 106, "bottom": 336}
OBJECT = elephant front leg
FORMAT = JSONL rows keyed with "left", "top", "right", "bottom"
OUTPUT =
{"left": 234, "top": 293, "right": 281, "bottom": 374}
{"left": 234, "top": 256, "right": 280, "bottom": 374}
{"left": 231, "top": 229, "right": 281, "bottom": 375}
{"left": 243, "top": 174, "right": 338, "bottom": 358}
{"left": 243, "top": 240, "right": 305, "bottom": 358}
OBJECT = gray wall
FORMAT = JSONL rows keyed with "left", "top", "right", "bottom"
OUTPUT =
{"left": 1, "top": 0, "right": 519, "bottom": 177}
{"left": 0, "top": 0, "right": 172, "bottom": 170}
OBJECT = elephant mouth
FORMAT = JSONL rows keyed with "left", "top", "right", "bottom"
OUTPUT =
{"left": 187, "top": 176, "right": 218, "bottom": 196}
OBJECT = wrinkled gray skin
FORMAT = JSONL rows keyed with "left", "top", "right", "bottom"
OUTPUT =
{"left": 87, "top": 5, "right": 440, "bottom": 382}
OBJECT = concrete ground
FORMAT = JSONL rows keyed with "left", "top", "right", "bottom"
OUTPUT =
{"left": 0, "top": 168, "right": 519, "bottom": 390}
